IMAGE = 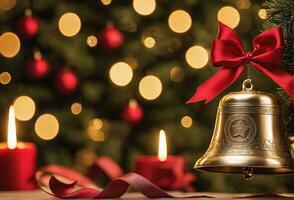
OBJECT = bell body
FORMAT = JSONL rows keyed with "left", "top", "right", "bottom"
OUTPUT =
{"left": 195, "top": 87, "right": 294, "bottom": 175}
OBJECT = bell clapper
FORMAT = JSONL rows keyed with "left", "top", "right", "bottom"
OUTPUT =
{"left": 243, "top": 167, "right": 254, "bottom": 180}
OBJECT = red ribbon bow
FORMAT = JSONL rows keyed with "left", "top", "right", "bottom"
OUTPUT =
{"left": 188, "top": 22, "right": 293, "bottom": 104}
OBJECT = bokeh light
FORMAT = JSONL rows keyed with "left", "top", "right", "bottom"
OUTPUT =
{"left": 168, "top": 10, "right": 192, "bottom": 33}
{"left": 185, "top": 46, "right": 209, "bottom": 69}
{"left": 170, "top": 67, "right": 184, "bottom": 82}
{"left": 0, "top": 72, "right": 11, "bottom": 85}
{"left": 88, "top": 129, "right": 105, "bottom": 142}
{"left": 34, "top": 50, "right": 42, "bottom": 60}
{"left": 181, "top": 116, "right": 193, "bottom": 128}
{"left": 143, "top": 36, "right": 156, "bottom": 48}
{"left": 13, "top": 96, "right": 36, "bottom": 121}
{"left": 87, "top": 35, "right": 98, "bottom": 47}
{"left": 109, "top": 62, "right": 133, "bottom": 86}
{"left": 217, "top": 6, "right": 240, "bottom": 29}
{"left": 71, "top": 102, "right": 82, "bottom": 115}
{"left": 139, "top": 75, "right": 162, "bottom": 100}
{"left": 35, "top": 114, "right": 59, "bottom": 140}
{"left": 133, "top": 0, "right": 156, "bottom": 16}
{"left": 258, "top": 9, "right": 267, "bottom": 19}
{"left": 290, "top": 136, "right": 294, "bottom": 155}
{"left": 101, "top": 0, "right": 112, "bottom": 6}
{"left": 58, "top": 12, "right": 81, "bottom": 37}
{"left": 75, "top": 148, "right": 96, "bottom": 167}
{"left": 124, "top": 57, "right": 138, "bottom": 69}
{"left": 89, "top": 118, "right": 103, "bottom": 130}
{"left": 235, "top": 0, "right": 251, "bottom": 9}
{"left": 0, "top": 0, "right": 16, "bottom": 11}
{"left": 0, "top": 32, "right": 21, "bottom": 58}
{"left": 87, "top": 118, "right": 105, "bottom": 142}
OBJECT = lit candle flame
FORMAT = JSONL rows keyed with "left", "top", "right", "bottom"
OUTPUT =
{"left": 7, "top": 106, "right": 17, "bottom": 149}
{"left": 158, "top": 130, "right": 167, "bottom": 161}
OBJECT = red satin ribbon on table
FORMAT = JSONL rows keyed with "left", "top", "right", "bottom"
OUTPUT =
{"left": 188, "top": 22, "right": 293, "bottom": 104}
{"left": 36, "top": 156, "right": 205, "bottom": 199}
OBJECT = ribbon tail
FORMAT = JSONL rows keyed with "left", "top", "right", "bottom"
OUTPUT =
{"left": 36, "top": 165, "right": 101, "bottom": 198}
{"left": 49, "top": 176, "right": 100, "bottom": 198}
{"left": 47, "top": 172, "right": 209, "bottom": 199}
{"left": 252, "top": 63, "right": 293, "bottom": 99}
{"left": 96, "top": 172, "right": 172, "bottom": 198}
{"left": 187, "top": 65, "right": 245, "bottom": 104}
{"left": 37, "top": 161, "right": 213, "bottom": 199}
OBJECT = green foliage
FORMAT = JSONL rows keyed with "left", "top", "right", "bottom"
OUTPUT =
{"left": 264, "top": 0, "right": 294, "bottom": 73}
{"left": 264, "top": 0, "right": 294, "bottom": 133}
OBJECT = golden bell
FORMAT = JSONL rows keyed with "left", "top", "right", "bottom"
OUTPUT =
{"left": 194, "top": 79, "right": 294, "bottom": 179}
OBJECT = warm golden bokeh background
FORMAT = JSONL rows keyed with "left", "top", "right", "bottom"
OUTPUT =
{"left": 0, "top": 0, "right": 293, "bottom": 193}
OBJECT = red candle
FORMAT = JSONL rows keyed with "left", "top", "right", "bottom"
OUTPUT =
{"left": 0, "top": 106, "right": 37, "bottom": 190}
{"left": 134, "top": 130, "right": 190, "bottom": 190}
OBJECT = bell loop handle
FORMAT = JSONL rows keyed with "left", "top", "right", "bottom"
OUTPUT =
{"left": 242, "top": 79, "right": 254, "bottom": 91}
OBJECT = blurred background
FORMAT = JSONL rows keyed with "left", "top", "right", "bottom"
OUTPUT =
{"left": 0, "top": 0, "right": 293, "bottom": 193}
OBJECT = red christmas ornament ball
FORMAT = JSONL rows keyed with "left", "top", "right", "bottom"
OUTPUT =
{"left": 101, "top": 27, "right": 123, "bottom": 50}
{"left": 25, "top": 56, "right": 50, "bottom": 80}
{"left": 17, "top": 13, "right": 39, "bottom": 39}
{"left": 56, "top": 69, "right": 79, "bottom": 94}
{"left": 121, "top": 100, "right": 143, "bottom": 124}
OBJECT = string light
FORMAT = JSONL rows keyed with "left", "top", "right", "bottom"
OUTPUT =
{"left": 109, "top": 62, "right": 133, "bottom": 86}
{"left": 0, "top": 72, "right": 11, "bottom": 85}
{"left": 139, "top": 75, "right": 162, "bottom": 100}
{"left": 58, "top": 12, "right": 81, "bottom": 37}
{"left": 168, "top": 10, "right": 192, "bottom": 33}
{"left": 87, "top": 118, "right": 105, "bottom": 142}
{"left": 143, "top": 36, "right": 156, "bottom": 48}
{"left": 101, "top": 0, "right": 112, "bottom": 6}
{"left": 71, "top": 102, "right": 82, "bottom": 115}
{"left": 87, "top": 35, "right": 98, "bottom": 47}
{"left": 0, "top": 32, "right": 21, "bottom": 58}
{"left": 0, "top": 0, "right": 16, "bottom": 11}
{"left": 133, "top": 0, "right": 156, "bottom": 16}
{"left": 181, "top": 116, "right": 193, "bottom": 128}
{"left": 258, "top": 9, "right": 267, "bottom": 19}
{"left": 185, "top": 46, "right": 209, "bottom": 69}
{"left": 13, "top": 96, "right": 36, "bottom": 121}
{"left": 35, "top": 114, "right": 59, "bottom": 140}
{"left": 170, "top": 67, "right": 184, "bottom": 82}
{"left": 217, "top": 6, "right": 240, "bottom": 29}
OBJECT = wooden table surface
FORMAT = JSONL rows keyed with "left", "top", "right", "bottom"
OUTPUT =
{"left": 0, "top": 190, "right": 294, "bottom": 200}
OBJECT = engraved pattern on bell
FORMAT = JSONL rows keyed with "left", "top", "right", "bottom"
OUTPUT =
{"left": 194, "top": 81, "right": 294, "bottom": 175}
{"left": 218, "top": 106, "right": 280, "bottom": 115}
{"left": 224, "top": 114, "right": 256, "bottom": 144}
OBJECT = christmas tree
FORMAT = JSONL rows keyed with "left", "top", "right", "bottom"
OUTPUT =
{"left": 264, "top": 0, "right": 294, "bottom": 133}
{"left": 0, "top": 0, "right": 292, "bottom": 193}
